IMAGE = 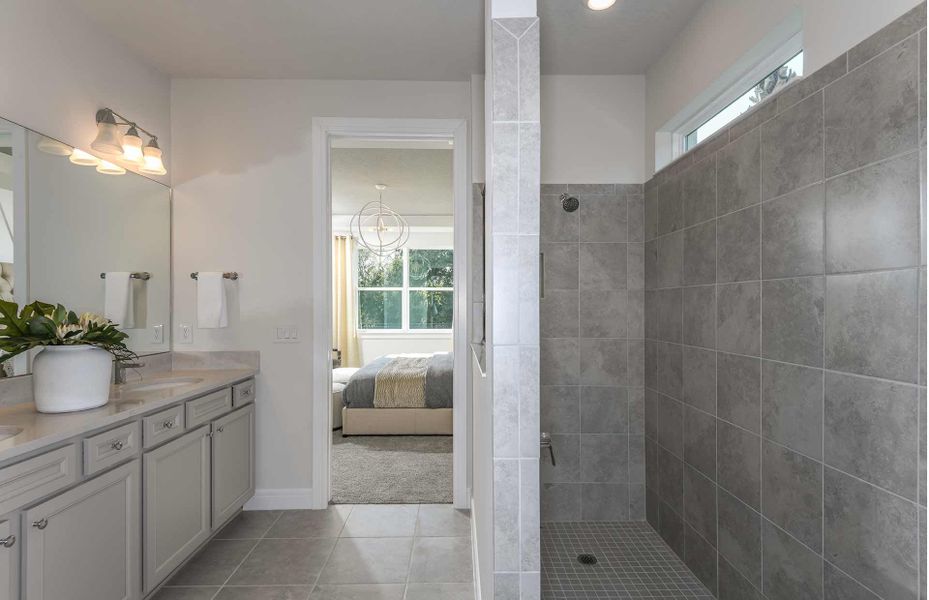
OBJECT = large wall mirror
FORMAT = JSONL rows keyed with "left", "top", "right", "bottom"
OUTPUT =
{"left": 0, "top": 117, "right": 171, "bottom": 376}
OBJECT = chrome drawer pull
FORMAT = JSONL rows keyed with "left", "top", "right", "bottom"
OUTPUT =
{"left": 0, "top": 535, "right": 15, "bottom": 548}
{"left": 242, "top": 388, "right": 251, "bottom": 396}
{"left": 111, "top": 440, "right": 124, "bottom": 451}
{"left": 32, "top": 518, "right": 48, "bottom": 530}
{"left": 216, "top": 426, "right": 224, "bottom": 433}
{"left": 162, "top": 420, "right": 175, "bottom": 429}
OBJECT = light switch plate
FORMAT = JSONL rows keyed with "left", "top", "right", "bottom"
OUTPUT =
{"left": 178, "top": 324, "right": 193, "bottom": 344}
{"left": 273, "top": 326, "right": 299, "bottom": 343}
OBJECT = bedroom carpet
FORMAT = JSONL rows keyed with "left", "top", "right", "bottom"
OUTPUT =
{"left": 331, "top": 429, "right": 453, "bottom": 504}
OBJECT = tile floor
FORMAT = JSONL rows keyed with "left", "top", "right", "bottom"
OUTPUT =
{"left": 541, "top": 522, "right": 714, "bottom": 599}
{"left": 155, "top": 504, "right": 474, "bottom": 600}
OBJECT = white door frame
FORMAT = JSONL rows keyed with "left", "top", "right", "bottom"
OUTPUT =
{"left": 310, "top": 117, "right": 470, "bottom": 509}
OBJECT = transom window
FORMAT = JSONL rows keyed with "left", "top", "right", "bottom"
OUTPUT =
{"left": 684, "top": 51, "right": 804, "bottom": 151}
{"left": 356, "top": 247, "right": 453, "bottom": 331}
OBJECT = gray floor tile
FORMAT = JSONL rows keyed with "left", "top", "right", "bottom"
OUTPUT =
{"left": 409, "top": 537, "right": 474, "bottom": 583}
{"left": 169, "top": 539, "right": 258, "bottom": 586}
{"left": 227, "top": 538, "right": 337, "bottom": 585}
{"left": 341, "top": 505, "right": 418, "bottom": 538}
{"left": 308, "top": 584, "right": 405, "bottom": 600}
{"left": 405, "top": 583, "right": 475, "bottom": 600}
{"left": 153, "top": 588, "right": 220, "bottom": 600}
{"left": 217, "top": 587, "right": 312, "bottom": 600}
{"left": 266, "top": 506, "right": 352, "bottom": 538}
{"left": 318, "top": 538, "right": 413, "bottom": 584}
{"left": 216, "top": 510, "right": 281, "bottom": 540}
{"left": 415, "top": 505, "right": 471, "bottom": 537}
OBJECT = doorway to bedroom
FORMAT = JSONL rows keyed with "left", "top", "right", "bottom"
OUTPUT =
{"left": 319, "top": 122, "right": 468, "bottom": 507}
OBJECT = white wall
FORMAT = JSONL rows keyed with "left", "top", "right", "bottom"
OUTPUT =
{"left": 471, "top": 74, "right": 647, "bottom": 184}
{"left": 541, "top": 75, "right": 646, "bottom": 184}
{"left": 0, "top": 0, "right": 171, "bottom": 185}
{"left": 171, "top": 78, "right": 470, "bottom": 497}
{"left": 645, "top": 0, "right": 923, "bottom": 176}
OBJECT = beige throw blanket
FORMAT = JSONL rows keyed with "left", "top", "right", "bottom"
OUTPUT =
{"left": 373, "top": 356, "right": 431, "bottom": 408}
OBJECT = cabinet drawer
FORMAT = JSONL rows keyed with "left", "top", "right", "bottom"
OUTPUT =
{"left": 0, "top": 445, "right": 78, "bottom": 516}
{"left": 186, "top": 389, "right": 232, "bottom": 428}
{"left": 232, "top": 379, "right": 255, "bottom": 407}
{"left": 83, "top": 422, "right": 141, "bottom": 476}
{"left": 142, "top": 405, "right": 185, "bottom": 449}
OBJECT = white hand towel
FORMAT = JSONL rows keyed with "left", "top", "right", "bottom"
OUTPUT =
{"left": 104, "top": 272, "right": 134, "bottom": 328}
{"left": 197, "top": 272, "right": 228, "bottom": 328}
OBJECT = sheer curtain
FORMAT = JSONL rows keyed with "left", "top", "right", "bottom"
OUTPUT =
{"left": 332, "top": 235, "right": 361, "bottom": 368}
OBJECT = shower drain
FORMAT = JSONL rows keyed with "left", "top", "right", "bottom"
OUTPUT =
{"left": 576, "top": 553, "right": 598, "bottom": 565}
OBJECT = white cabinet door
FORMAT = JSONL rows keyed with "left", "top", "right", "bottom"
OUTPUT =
{"left": 24, "top": 460, "right": 140, "bottom": 600}
{"left": 0, "top": 517, "right": 19, "bottom": 600}
{"left": 143, "top": 426, "right": 211, "bottom": 594}
{"left": 211, "top": 404, "right": 255, "bottom": 527}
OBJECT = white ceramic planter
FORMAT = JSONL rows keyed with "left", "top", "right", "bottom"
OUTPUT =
{"left": 32, "top": 345, "right": 113, "bottom": 413}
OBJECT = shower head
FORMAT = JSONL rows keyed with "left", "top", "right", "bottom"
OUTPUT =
{"left": 560, "top": 193, "right": 579, "bottom": 212}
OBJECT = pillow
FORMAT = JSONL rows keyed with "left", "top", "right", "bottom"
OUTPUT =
{"left": 332, "top": 367, "right": 359, "bottom": 385}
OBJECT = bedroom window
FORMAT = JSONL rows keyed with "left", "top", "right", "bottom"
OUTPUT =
{"left": 356, "top": 247, "right": 453, "bottom": 332}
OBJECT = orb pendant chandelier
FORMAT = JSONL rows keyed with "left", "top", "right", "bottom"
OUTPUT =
{"left": 350, "top": 184, "right": 410, "bottom": 259}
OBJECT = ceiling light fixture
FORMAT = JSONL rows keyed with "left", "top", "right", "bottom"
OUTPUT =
{"left": 586, "top": 0, "right": 616, "bottom": 9}
{"left": 350, "top": 184, "right": 410, "bottom": 258}
{"left": 90, "top": 108, "right": 166, "bottom": 176}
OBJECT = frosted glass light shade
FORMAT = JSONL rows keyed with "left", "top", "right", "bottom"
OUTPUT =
{"left": 139, "top": 143, "right": 166, "bottom": 176}
{"left": 91, "top": 121, "right": 123, "bottom": 156}
{"left": 68, "top": 148, "right": 99, "bottom": 166}
{"left": 121, "top": 127, "right": 144, "bottom": 164}
{"left": 36, "top": 136, "right": 72, "bottom": 156}
{"left": 586, "top": 0, "right": 616, "bottom": 8}
{"left": 96, "top": 159, "right": 125, "bottom": 175}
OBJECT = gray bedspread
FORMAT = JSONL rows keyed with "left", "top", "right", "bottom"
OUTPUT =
{"left": 342, "top": 353, "right": 453, "bottom": 409}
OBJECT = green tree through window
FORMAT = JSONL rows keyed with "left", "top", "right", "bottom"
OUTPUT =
{"left": 356, "top": 247, "right": 453, "bottom": 330}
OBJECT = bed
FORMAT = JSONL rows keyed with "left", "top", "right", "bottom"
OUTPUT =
{"left": 336, "top": 352, "right": 453, "bottom": 435}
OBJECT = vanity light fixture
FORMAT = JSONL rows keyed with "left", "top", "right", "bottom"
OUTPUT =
{"left": 139, "top": 138, "right": 167, "bottom": 176}
{"left": 68, "top": 148, "right": 100, "bottom": 167}
{"left": 96, "top": 159, "right": 125, "bottom": 175}
{"left": 36, "top": 136, "right": 73, "bottom": 156}
{"left": 121, "top": 125, "right": 144, "bottom": 164}
{"left": 90, "top": 108, "right": 166, "bottom": 175}
{"left": 586, "top": 0, "right": 616, "bottom": 9}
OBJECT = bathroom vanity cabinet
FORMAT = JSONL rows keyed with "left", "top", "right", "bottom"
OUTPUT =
{"left": 0, "top": 374, "right": 256, "bottom": 600}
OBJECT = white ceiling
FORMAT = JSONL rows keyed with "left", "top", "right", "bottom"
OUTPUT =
{"left": 331, "top": 147, "right": 452, "bottom": 217}
{"left": 70, "top": 0, "right": 705, "bottom": 79}
{"left": 539, "top": 0, "right": 706, "bottom": 75}
{"left": 71, "top": 0, "right": 483, "bottom": 81}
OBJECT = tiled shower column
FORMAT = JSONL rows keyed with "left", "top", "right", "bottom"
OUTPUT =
{"left": 487, "top": 14, "right": 541, "bottom": 600}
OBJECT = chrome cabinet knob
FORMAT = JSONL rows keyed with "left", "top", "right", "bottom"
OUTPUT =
{"left": 216, "top": 426, "right": 224, "bottom": 433}
{"left": 111, "top": 440, "right": 124, "bottom": 451}
{"left": 163, "top": 420, "right": 175, "bottom": 429}
{"left": 32, "top": 518, "right": 48, "bottom": 530}
{"left": 0, "top": 535, "right": 15, "bottom": 547}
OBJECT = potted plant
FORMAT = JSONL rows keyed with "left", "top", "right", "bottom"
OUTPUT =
{"left": 0, "top": 300, "right": 137, "bottom": 413}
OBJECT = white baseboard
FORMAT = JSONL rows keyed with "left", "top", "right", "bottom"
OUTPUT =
{"left": 470, "top": 496, "right": 483, "bottom": 600}
{"left": 244, "top": 488, "right": 314, "bottom": 510}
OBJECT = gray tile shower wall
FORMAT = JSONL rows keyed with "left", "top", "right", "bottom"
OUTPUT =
{"left": 643, "top": 4, "right": 927, "bottom": 599}
{"left": 540, "top": 183, "right": 646, "bottom": 523}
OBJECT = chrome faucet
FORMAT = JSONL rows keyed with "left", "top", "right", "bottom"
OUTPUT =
{"left": 114, "top": 361, "right": 145, "bottom": 385}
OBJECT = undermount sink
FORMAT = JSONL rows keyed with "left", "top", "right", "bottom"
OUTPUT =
{"left": 0, "top": 427, "right": 22, "bottom": 442}
{"left": 122, "top": 377, "right": 204, "bottom": 393}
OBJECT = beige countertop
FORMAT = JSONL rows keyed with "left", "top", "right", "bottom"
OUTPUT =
{"left": 0, "top": 368, "right": 257, "bottom": 465}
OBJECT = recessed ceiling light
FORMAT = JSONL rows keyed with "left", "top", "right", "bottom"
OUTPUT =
{"left": 586, "top": 0, "right": 616, "bottom": 10}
